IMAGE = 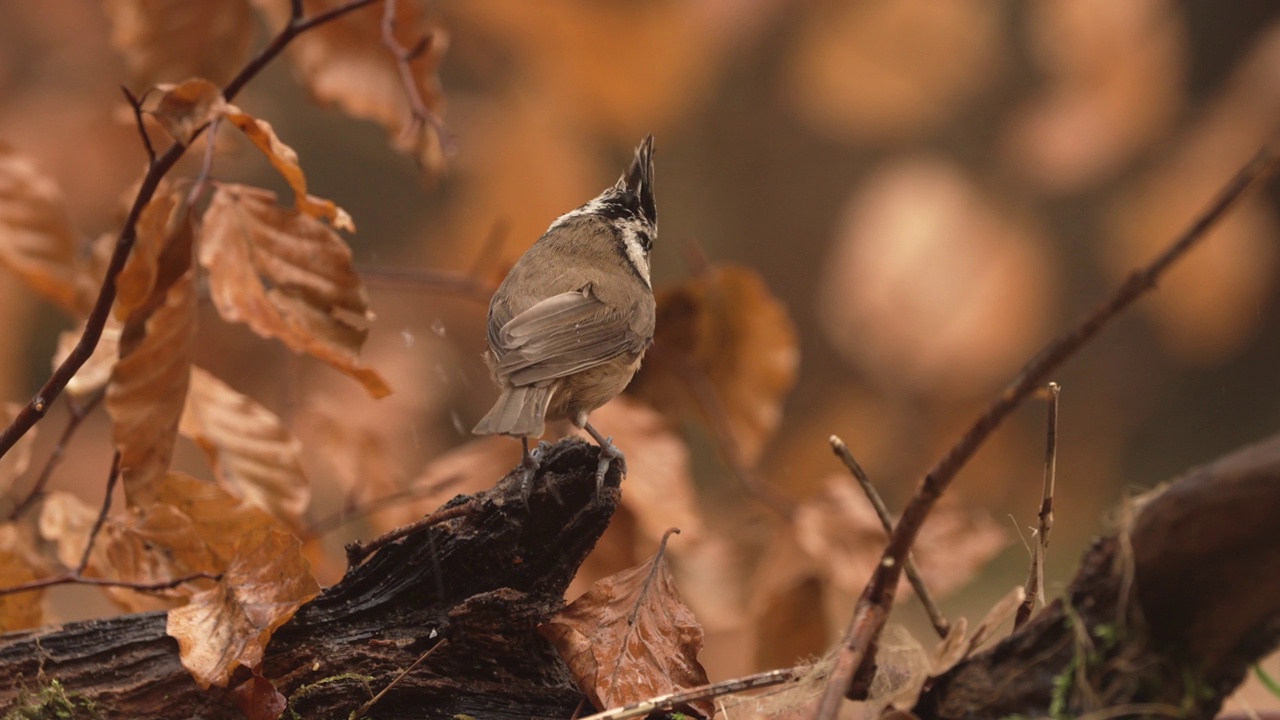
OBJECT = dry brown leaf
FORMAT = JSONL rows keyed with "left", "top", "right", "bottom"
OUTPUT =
{"left": 819, "top": 157, "right": 1052, "bottom": 394}
{"left": 115, "top": 187, "right": 191, "bottom": 320}
{"left": 256, "top": 0, "right": 448, "bottom": 173}
{"left": 98, "top": 503, "right": 221, "bottom": 612}
{"left": 180, "top": 367, "right": 310, "bottom": 529}
{"left": 223, "top": 107, "right": 354, "bottom": 231}
{"left": 54, "top": 316, "right": 123, "bottom": 398}
{"left": 167, "top": 526, "right": 319, "bottom": 689}
{"left": 795, "top": 475, "right": 1006, "bottom": 599}
{"left": 232, "top": 672, "right": 287, "bottom": 720}
{"left": 0, "top": 403, "right": 37, "bottom": 495}
{"left": 131, "top": 471, "right": 282, "bottom": 564}
{"left": 0, "top": 142, "right": 85, "bottom": 314}
{"left": 198, "top": 184, "right": 390, "bottom": 398}
{"left": 107, "top": 266, "right": 196, "bottom": 498}
{"left": 539, "top": 543, "right": 713, "bottom": 717}
{"left": 141, "top": 78, "right": 228, "bottom": 146}
{"left": 0, "top": 523, "right": 44, "bottom": 632}
{"left": 105, "top": 0, "right": 255, "bottom": 88}
{"left": 785, "top": 0, "right": 1004, "bottom": 144}
{"left": 38, "top": 490, "right": 102, "bottom": 570}
{"left": 629, "top": 264, "right": 798, "bottom": 465}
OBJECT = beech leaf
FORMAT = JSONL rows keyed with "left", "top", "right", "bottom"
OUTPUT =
{"left": 180, "top": 367, "right": 310, "bottom": 529}
{"left": 223, "top": 107, "right": 354, "bottom": 230}
{"left": 630, "top": 264, "right": 799, "bottom": 464}
{"left": 167, "top": 526, "right": 320, "bottom": 689}
{"left": 134, "top": 471, "right": 282, "bottom": 564}
{"left": 198, "top": 184, "right": 390, "bottom": 398}
{"left": 106, "top": 267, "right": 197, "bottom": 498}
{"left": 0, "top": 143, "right": 85, "bottom": 314}
{"left": 142, "top": 78, "right": 229, "bottom": 146}
{"left": 98, "top": 503, "right": 221, "bottom": 612}
{"left": 105, "top": 0, "right": 255, "bottom": 88}
{"left": 539, "top": 542, "right": 713, "bottom": 717}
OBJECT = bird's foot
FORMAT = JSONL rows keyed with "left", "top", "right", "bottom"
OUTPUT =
{"left": 592, "top": 436, "right": 626, "bottom": 492}
{"left": 519, "top": 440, "right": 559, "bottom": 508}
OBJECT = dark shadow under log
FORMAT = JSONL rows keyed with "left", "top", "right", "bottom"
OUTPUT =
{"left": 0, "top": 438, "right": 616, "bottom": 720}
{"left": 917, "top": 432, "right": 1280, "bottom": 719}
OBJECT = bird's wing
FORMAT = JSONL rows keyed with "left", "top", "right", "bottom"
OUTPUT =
{"left": 494, "top": 285, "right": 644, "bottom": 386}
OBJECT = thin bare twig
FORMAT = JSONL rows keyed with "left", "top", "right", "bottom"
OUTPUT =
{"left": 345, "top": 498, "right": 476, "bottom": 566}
{"left": 0, "top": 571, "right": 222, "bottom": 598}
{"left": 347, "top": 638, "right": 446, "bottom": 720}
{"left": 6, "top": 389, "right": 104, "bottom": 520}
{"left": 813, "top": 145, "right": 1280, "bottom": 719}
{"left": 1016, "top": 382, "right": 1060, "bottom": 629}
{"left": 380, "top": 0, "right": 450, "bottom": 160}
{"left": 579, "top": 665, "right": 809, "bottom": 720}
{"left": 76, "top": 451, "right": 121, "bottom": 573}
{"left": 120, "top": 86, "right": 156, "bottom": 164}
{"left": 830, "top": 435, "right": 950, "bottom": 639}
{"left": 0, "top": 0, "right": 382, "bottom": 462}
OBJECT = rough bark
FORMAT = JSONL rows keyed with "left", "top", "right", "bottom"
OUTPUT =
{"left": 0, "top": 438, "right": 616, "bottom": 720}
{"left": 917, "top": 432, "right": 1280, "bottom": 719}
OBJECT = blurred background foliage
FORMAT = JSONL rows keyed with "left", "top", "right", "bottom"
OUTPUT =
{"left": 2, "top": 0, "right": 1279, "bottom": 711}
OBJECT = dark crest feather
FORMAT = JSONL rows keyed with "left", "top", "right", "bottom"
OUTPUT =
{"left": 615, "top": 135, "right": 656, "bottom": 228}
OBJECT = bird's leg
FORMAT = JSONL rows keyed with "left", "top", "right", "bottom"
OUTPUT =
{"left": 518, "top": 437, "right": 558, "bottom": 507}
{"left": 583, "top": 422, "right": 625, "bottom": 491}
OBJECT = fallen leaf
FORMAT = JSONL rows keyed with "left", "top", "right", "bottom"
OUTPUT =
{"left": 629, "top": 264, "right": 799, "bottom": 465}
{"left": 104, "top": 0, "right": 255, "bottom": 88}
{"left": 794, "top": 475, "right": 1006, "bottom": 599}
{"left": 0, "top": 403, "right": 37, "bottom": 495}
{"left": 232, "top": 672, "right": 287, "bottom": 720}
{"left": 0, "top": 524, "right": 44, "bottom": 632}
{"left": 223, "top": 107, "right": 354, "bottom": 230}
{"left": 107, "top": 266, "right": 196, "bottom": 498}
{"left": 167, "top": 526, "right": 319, "bottom": 689}
{"left": 98, "top": 502, "right": 221, "bottom": 612}
{"left": 180, "top": 367, "right": 310, "bottom": 529}
{"left": 540, "top": 540, "right": 713, "bottom": 717}
{"left": 130, "top": 471, "right": 282, "bottom": 564}
{"left": 141, "top": 78, "right": 228, "bottom": 146}
{"left": 256, "top": 0, "right": 448, "bottom": 173}
{"left": 198, "top": 184, "right": 390, "bottom": 398}
{"left": 0, "top": 142, "right": 85, "bottom": 314}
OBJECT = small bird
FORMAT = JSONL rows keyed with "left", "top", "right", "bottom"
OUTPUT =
{"left": 473, "top": 135, "right": 657, "bottom": 489}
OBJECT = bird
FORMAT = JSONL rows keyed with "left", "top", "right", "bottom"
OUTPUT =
{"left": 473, "top": 135, "right": 657, "bottom": 491}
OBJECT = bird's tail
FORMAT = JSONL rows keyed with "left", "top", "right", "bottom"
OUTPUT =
{"left": 472, "top": 385, "right": 552, "bottom": 438}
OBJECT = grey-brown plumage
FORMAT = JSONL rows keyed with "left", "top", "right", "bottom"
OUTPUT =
{"left": 474, "top": 136, "right": 657, "bottom": 474}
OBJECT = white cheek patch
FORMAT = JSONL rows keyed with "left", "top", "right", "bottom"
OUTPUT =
{"left": 618, "top": 223, "right": 652, "bottom": 288}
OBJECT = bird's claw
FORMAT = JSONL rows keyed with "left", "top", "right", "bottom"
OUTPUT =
{"left": 594, "top": 437, "right": 625, "bottom": 492}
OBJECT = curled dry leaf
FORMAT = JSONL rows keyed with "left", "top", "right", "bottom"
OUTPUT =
{"left": 257, "top": 0, "right": 448, "bottom": 173}
{"left": 180, "top": 367, "right": 310, "bottom": 529}
{"left": 167, "top": 526, "right": 320, "bottom": 689}
{"left": 0, "top": 524, "right": 44, "bottom": 632}
{"left": 539, "top": 544, "right": 713, "bottom": 718}
{"left": 0, "top": 403, "right": 37, "bottom": 495}
{"left": 0, "top": 143, "right": 85, "bottom": 314}
{"left": 232, "top": 672, "right": 287, "bottom": 720}
{"left": 794, "top": 475, "right": 1006, "bottom": 599}
{"left": 223, "top": 108, "right": 354, "bottom": 230}
{"left": 130, "top": 472, "right": 282, "bottom": 565}
{"left": 141, "top": 78, "right": 229, "bottom": 147}
{"left": 115, "top": 187, "right": 190, "bottom": 320}
{"left": 199, "top": 184, "right": 390, "bottom": 398}
{"left": 105, "top": 0, "right": 255, "bottom": 88}
{"left": 629, "top": 263, "right": 799, "bottom": 465}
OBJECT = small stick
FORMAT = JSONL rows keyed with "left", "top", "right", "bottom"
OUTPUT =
{"left": 347, "top": 638, "right": 446, "bottom": 720}
{"left": 7, "top": 390, "right": 104, "bottom": 520}
{"left": 830, "top": 435, "right": 950, "bottom": 639}
{"left": 380, "top": 0, "right": 451, "bottom": 161}
{"left": 0, "top": 571, "right": 222, "bottom": 598}
{"left": 345, "top": 499, "right": 476, "bottom": 566}
{"left": 120, "top": 86, "right": 157, "bottom": 164}
{"left": 578, "top": 665, "right": 808, "bottom": 720}
{"left": 813, "top": 144, "right": 1280, "bottom": 720}
{"left": 1015, "top": 382, "right": 1060, "bottom": 629}
{"left": 76, "top": 451, "right": 122, "bottom": 574}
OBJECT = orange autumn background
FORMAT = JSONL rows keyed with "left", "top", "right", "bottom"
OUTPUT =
{"left": 1, "top": 0, "right": 1279, "bottom": 711}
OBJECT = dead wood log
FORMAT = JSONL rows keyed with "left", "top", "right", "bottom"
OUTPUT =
{"left": 0, "top": 438, "right": 616, "bottom": 720}
{"left": 917, "top": 432, "right": 1280, "bottom": 719}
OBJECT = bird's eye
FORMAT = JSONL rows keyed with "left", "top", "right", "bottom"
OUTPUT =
{"left": 636, "top": 231, "right": 652, "bottom": 252}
